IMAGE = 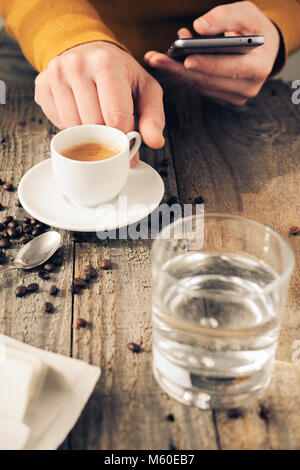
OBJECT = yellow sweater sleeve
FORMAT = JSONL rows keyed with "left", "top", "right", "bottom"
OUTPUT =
{"left": 0, "top": 0, "right": 124, "bottom": 72}
{"left": 252, "top": 0, "right": 300, "bottom": 68}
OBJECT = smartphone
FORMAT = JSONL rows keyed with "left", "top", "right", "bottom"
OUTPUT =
{"left": 167, "top": 36, "right": 264, "bottom": 60}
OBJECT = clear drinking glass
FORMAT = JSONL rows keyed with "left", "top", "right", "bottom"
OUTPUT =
{"left": 152, "top": 213, "right": 294, "bottom": 409}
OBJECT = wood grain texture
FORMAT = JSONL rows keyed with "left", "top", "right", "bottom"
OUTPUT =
{"left": 215, "top": 361, "right": 300, "bottom": 450}
{"left": 0, "top": 86, "right": 73, "bottom": 355}
{"left": 0, "top": 82, "right": 299, "bottom": 450}
{"left": 163, "top": 78, "right": 300, "bottom": 364}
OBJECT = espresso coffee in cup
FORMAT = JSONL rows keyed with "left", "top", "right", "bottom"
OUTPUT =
{"left": 51, "top": 125, "right": 141, "bottom": 208}
{"left": 61, "top": 142, "right": 121, "bottom": 162}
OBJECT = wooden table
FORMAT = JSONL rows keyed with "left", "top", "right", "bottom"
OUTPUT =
{"left": 0, "top": 79, "right": 299, "bottom": 450}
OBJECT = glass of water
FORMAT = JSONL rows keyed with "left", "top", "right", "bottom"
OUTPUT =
{"left": 152, "top": 213, "right": 294, "bottom": 409}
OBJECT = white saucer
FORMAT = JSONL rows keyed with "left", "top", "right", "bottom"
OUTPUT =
{"left": 18, "top": 159, "right": 164, "bottom": 232}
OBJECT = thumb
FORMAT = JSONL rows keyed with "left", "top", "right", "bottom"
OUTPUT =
{"left": 193, "top": 2, "right": 263, "bottom": 36}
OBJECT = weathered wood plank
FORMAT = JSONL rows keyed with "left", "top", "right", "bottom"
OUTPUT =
{"left": 0, "top": 87, "right": 73, "bottom": 356}
{"left": 215, "top": 361, "right": 300, "bottom": 450}
{"left": 163, "top": 78, "right": 300, "bottom": 364}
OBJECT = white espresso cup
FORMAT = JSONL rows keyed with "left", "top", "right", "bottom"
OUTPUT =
{"left": 51, "top": 125, "right": 141, "bottom": 208}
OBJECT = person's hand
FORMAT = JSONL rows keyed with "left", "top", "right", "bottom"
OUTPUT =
{"left": 144, "top": 1, "right": 280, "bottom": 106}
{"left": 35, "top": 41, "right": 165, "bottom": 166}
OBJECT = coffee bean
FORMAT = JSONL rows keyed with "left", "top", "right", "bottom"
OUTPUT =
{"left": 6, "top": 227, "right": 16, "bottom": 238}
{"left": 30, "top": 218, "right": 37, "bottom": 225}
{"left": 166, "top": 414, "right": 175, "bottom": 422}
{"left": 2, "top": 183, "right": 13, "bottom": 192}
{"left": 27, "top": 283, "right": 39, "bottom": 293}
{"left": 39, "top": 270, "right": 50, "bottom": 280}
{"left": 44, "top": 302, "right": 54, "bottom": 313}
{"left": 100, "top": 259, "right": 112, "bottom": 270}
{"left": 19, "top": 234, "right": 32, "bottom": 244}
{"left": 227, "top": 408, "right": 243, "bottom": 419}
{"left": 84, "top": 264, "right": 97, "bottom": 278}
{"left": 51, "top": 255, "right": 63, "bottom": 266}
{"left": 76, "top": 317, "right": 88, "bottom": 329}
{"left": 7, "top": 221, "right": 17, "bottom": 229}
{"left": 0, "top": 237, "right": 10, "bottom": 248}
{"left": 0, "top": 203, "right": 4, "bottom": 211}
{"left": 22, "top": 217, "right": 30, "bottom": 224}
{"left": 15, "top": 199, "right": 22, "bottom": 208}
{"left": 15, "top": 285, "right": 28, "bottom": 297}
{"left": 127, "top": 342, "right": 143, "bottom": 353}
{"left": 23, "top": 225, "right": 33, "bottom": 234}
{"left": 259, "top": 404, "right": 270, "bottom": 422}
{"left": 74, "top": 277, "right": 88, "bottom": 288}
{"left": 0, "top": 231, "right": 8, "bottom": 238}
{"left": 0, "top": 251, "right": 6, "bottom": 264}
{"left": 31, "top": 228, "right": 39, "bottom": 237}
{"left": 35, "top": 223, "right": 43, "bottom": 230}
{"left": 289, "top": 226, "right": 300, "bottom": 236}
{"left": 82, "top": 273, "right": 91, "bottom": 283}
{"left": 15, "top": 226, "right": 23, "bottom": 236}
{"left": 71, "top": 284, "right": 81, "bottom": 294}
{"left": 2, "top": 216, "right": 13, "bottom": 225}
{"left": 43, "top": 262, "right": 54, "bottom": 273}
{"left": 193, "top": 196, "right": 204, "bottom": 204}
{"left": 50, "top": 285, "right": 59, "bottom": 296}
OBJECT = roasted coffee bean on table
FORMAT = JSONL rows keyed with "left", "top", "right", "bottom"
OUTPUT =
{"left": 43, "top": 262, "right": 54, "bottom": 272}
{"left": 2, "top": 183, "right": 13, "bottom": 192}
{"left": 44, "top": 302, "right": 54, "bottom": 313}
{"left": 39, "top": 270, "right": 51, "bottom": 280}
{"left": 27, "top": 283, "right": 39, "bottom": 293}
{"left": 127, "top": 342, "right": 143, "bottom": 353}
{"left": 51, "top": 255, "right": 63, "bottom": 266}
{"left": 100, "top": 259, "right": 112, "bottom": 270}
{"left": 50, "top": 285, "right": 59, "bottom": 296}
{"left": 289, "top": 226, "right": 300, "bottom": 236}
{"left": 19, "top": 234, "right": 32, "bottom": 244}
{"left": 15, "top": 285, "right": 28, "bottom": 297}
{"left": 76, "top": 317, "right": 88, "bottom": 329}
{"left": 84, "top": 264, "right": 97, "bottom": 278}
{"left": 2, "top": 216, "right": 13, "bottom": 225}
{"left": 71, "top": 284, "right": 81, "bottom": 294}
{"left": 0, "top": 237, "right": 10, "bottom": 248}
{"left": 6, "top": 227, "right": 16, "bottom": 238}
{"left": 74, "top": 277, "right": 88, "bottom": 288}
{"left": 82, "top": 273, "right": 91, "bottom": 283}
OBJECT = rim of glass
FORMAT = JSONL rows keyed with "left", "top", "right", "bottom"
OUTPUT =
{"left": 153, "top": 212, "right": 295, "bottom": 298}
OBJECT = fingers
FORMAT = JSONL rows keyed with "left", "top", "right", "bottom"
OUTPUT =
{"left": 69, "top": 78, "right": 104, "bottom": 125}
{"left": 95, "top": 67, "right": 135, "bottom": 135}
{"left": 136, "top": 79, "right": 165, "bottom": 149}
{"left": 184, "top": 53, "right": 267, "bottom": 81}
{"left": 144, "top": 52, "right": 254, "bottom": 104}
{"left": 177, "top": 28, "right": 193, "bottom": 39}
{"left": 193, "top": 2, "right": 265, "bottom": 36}
{"left": 34, "top": 72, "right": 63, "bottom": 129}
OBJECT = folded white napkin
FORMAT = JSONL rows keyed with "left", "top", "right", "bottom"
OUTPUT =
{"left": 0, "top": 334, "right": 101, "bottom": 450}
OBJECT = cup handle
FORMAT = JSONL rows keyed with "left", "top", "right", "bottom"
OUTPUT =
{"left": 127, "top": 131, "right": 142, "bottom": 162}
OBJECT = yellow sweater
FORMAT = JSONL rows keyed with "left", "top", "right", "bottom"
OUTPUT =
{"left": 0, "top": 0, "right": 299, "bottom": 72}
